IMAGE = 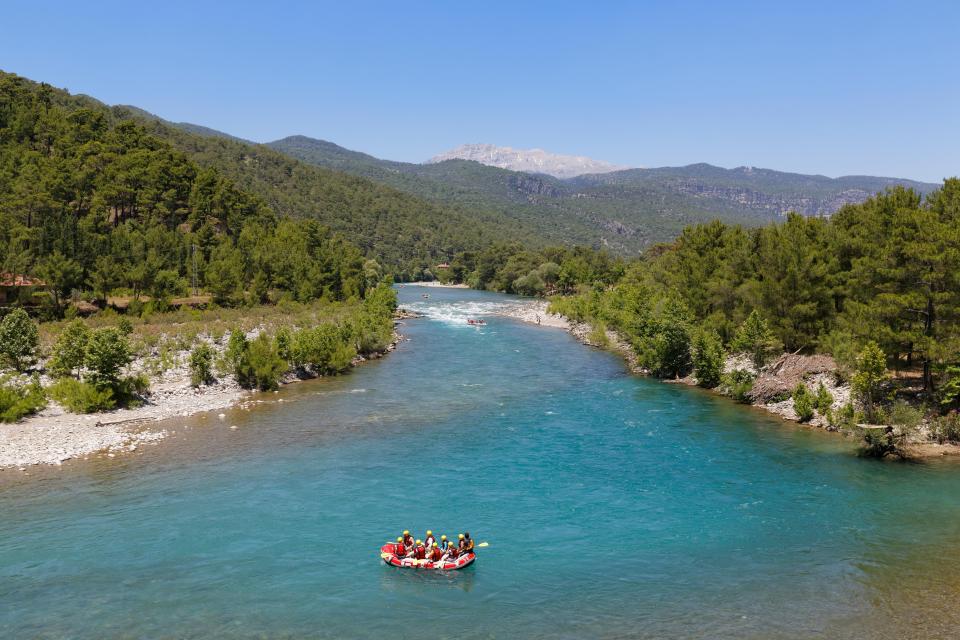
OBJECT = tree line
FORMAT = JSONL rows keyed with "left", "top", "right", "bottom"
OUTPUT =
{"left": 550, "top": 180, "right": 960, "bottom": 409}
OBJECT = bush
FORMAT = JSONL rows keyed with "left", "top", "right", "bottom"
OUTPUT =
{"left": 587, "top": 322, "right": 610, "bottom": 348}
{"left": 49, "top": 378, "right": 115, "bottom": 413}
{"left": 814, "top": 381, "right": 834, "bottom": 415}
{"left": 85, "top": 328, "right": 132, "bottom": 388}
{"left": 887, "top": 400, "right": 923, "bottom": 432}
{"left": 0, "top": 376, "right": 47, "bottom": 422}
{"left": 189, "top": 343, "right": 215, "bottom": 387}
{"left": 793, "top": 383, "right": 815, "bottom": 422}
{"left": 48, "top": 318, "right": 90, "bottom": 378}
{"left": 852, "top": 341, "right": 888, "bottom": 422}
{"left": 722, "top": 369, "right": 755, "bottom": 404}
{"left": 932, "top": 411, "right": 960, "bottom": 444}
{"left": 236, "top": 334, "right": 286, "bottom": 390}
{"left": 730, "top": 310, "right": 781, "bottom": 370}
{"left": 0, "top": 308, "right": 39, "bottom": 371}
{"left": 692, "top": 330, "right": 724, "bottom": 388}
{"left": 293, "top": 324, "right": 357, "bottom": 375}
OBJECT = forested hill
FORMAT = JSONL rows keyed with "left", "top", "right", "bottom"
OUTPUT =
{"left": 0, "top": 71, "right": 544, "bottom": 280}
{"left": 267, "top": 135, "right": 938, "bottom": 254}
{"left": 0, "top": 70, "right": 547, "bottom": 315}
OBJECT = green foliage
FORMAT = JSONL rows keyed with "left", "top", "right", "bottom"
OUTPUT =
{"left": 722, "top": 369, "right": 755, "bottom": 404}
{"left": 223, "top": 329, "right": 248, "bottom": 373}
{"left": 814, "top": 381, "right": 834, "bottom": 415}
{"left": 189, "top": 343, "right": 215, "bottom": 387}
{"left": 852, "top": 341, "right": 888, "bottom": 422}
{"left": 85, "top": 328, "right": 132, "bottom": 388}
{"left": 0, "top": 376, "right": 47, "bottom": 422}
{"left": 236, "top": 334, "right": 286, "bottom": 391}
{"left": 692, "top": 330, "right": 724, "bottom": 388}
{"left": 731, "top": 311, "right": 781, "bottom": 370}
{"left": 793, "top": 384, "right": 815, "bottom": 422}
{"left": 49, "top": 378, "right": 115, "bottom": 413}
{"left": 292, "top": 324, "right": 357, "bottom": 375}
{"left": 0, "top": 309, "right": 39, "bottom": 372}
{"left": 887, "top": 400, "right": 923, "bottom": 432}
{"left": 48, "top": 319, "right": 90, "bottom": 378}
{"left": 939, "top": 366, "right": 960, "bottom": 408}
{"left": 931, "top": 411, "right": 960, "bottom": 444}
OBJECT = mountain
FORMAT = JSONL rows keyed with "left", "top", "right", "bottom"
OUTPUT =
{"left": 268, "top": 135, "right": 940, "bottom": 255}
{"left": 427, "top": 143, "right": 626, "bottom": 178}
{"left": 0, "top": 71, "right": 545, "bottom": 284}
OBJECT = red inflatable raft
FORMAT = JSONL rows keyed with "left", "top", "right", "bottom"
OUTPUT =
{"left": 380, "top": 544, "right": 476, "bottom": 570}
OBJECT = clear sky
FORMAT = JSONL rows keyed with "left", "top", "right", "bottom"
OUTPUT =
{"left": 2, "top": 0, "right": 957, "bottom": 181}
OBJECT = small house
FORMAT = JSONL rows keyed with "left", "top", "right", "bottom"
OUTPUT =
{"left": 0, "top": 273, "right": 46, "bottom": 306}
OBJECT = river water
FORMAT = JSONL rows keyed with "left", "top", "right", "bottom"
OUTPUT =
{"left": 2, "top": 287, "right": 960, "bottom": 639}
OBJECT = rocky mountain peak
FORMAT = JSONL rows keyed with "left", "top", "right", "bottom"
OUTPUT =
{"left": 427, "top": 143, "right": 627, "bottom": 179}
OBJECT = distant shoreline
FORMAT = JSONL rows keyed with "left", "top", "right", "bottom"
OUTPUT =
{"left": 398, "top": 281, "right": 470, "bottom": 288}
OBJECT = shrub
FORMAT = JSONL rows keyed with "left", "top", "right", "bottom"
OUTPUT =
{"left": 189, "top": 343, "right": 215, "bottom": 387}
{"left": 274, "top": 326, "right": 294, "bottom": 362}
{"left": 722, "top": 369, "right": 755, "bottom": 404}
{"left": 852, "top": 341, "right": 888, "bottom": 422}
{"left": 0, "top": 376, "right": 47, "bottom": 422}
{"left": 793, "top": 383, "right": 815, "bottom": 422}
{"left": 587, "top": 321, "right": 610, "bottom": 348}
{"left": 293, "top": 324, "right": 356, "bottom": 375}
{"left": 85, "top": 327, "right": 132, "bottom": 388}
{"left": 932, "top": 411, "right": 960, "bottom": 444}
{"left": 730, "top": 310, "right": 781, "bottom": 370}
{"left": 938, "top": 366, "right": 960, "bottom": 409}
{"left": 0, "top": 308, "right": 39, "bottom": 372}
{"left": 692, "top": 330, "right": 724, "bottom": 388}
{"left": 236, "top": 334, "right": 286, "bottom": 390}
{"left": 48, "top": 318, "right": 90, "bottom": 378}
{"left": 814, "top": 382, "right": 834, "bottom": 415}
{"left": 49, "top": 378, "right": 115, "bottom": 413}
{"left": 887, "top": 400, "right": 923, "bottom": 432}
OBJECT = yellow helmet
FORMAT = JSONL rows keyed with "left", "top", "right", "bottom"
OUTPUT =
{"left": 396, "top": 537, "right": 402, "bottom": 542}
{"left": 458, "top": 534, "right": 465, "bottom": 539}
{"left": 441, "top": 535, "right": 447, "bottom": 540}
{"left": 426, "top": 530, "right": 432, "bottom": 536}
{"left": 433, "top": 542, "right": 438, "bottom": 547}
{"left": 403, "top": 530, "right": 410, "bottom": 536}
{"left": 416, "top": 539, "right": 422, "bottom": 544}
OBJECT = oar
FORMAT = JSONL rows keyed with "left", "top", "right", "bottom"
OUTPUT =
{"left": 477, "top": 541, "right": 489, "bottom": 548}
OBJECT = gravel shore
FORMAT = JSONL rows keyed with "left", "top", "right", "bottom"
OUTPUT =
{"left": 0, "top": 331, "right": 401, "bottom": 472}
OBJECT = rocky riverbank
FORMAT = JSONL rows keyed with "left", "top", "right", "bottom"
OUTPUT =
{"left": 0, "top": 328, "right": 403, "bottom": 471}
{"left": 558, "top": 318, "right": 960, "bottom": 460}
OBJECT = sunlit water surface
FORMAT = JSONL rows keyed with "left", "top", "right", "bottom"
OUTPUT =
{"left": 3, "top": 287, "right": 960, "bottom": 639}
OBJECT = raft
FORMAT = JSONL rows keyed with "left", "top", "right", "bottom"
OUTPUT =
{"left": 380, "top": 544, "right": 476, "bottom": 570}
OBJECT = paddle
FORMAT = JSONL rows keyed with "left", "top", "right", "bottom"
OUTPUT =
{"left": 477, "top": 542, "right": 489, "bottom": 548}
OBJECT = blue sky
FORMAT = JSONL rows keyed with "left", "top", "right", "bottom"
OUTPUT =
{"left": 2, "top": 1, "right": 957, "bottom": 181}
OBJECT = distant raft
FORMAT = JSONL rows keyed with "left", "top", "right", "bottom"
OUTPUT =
{"left": 380, "top": 544, "right": 476, "bottom": 571}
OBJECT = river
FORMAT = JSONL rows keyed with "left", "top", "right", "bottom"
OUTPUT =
{"left": 2, "top": 287, "right": 960, "bottom": 639}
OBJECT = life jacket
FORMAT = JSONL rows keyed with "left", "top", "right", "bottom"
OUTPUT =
{"left": 440, "top": 540, "right": 450, "bottom": 550}
{"left": 394, "top": 543, "right": 406, "bottom": 556}
{"left": 414, "top": 545, "right": 426, "bottom": 560}
{"left": 424, "top": 535, "right": 435, "bottom": 548}
{"left": 463, "top": 538, "right": 474, "bottom": 552}
{"left": 447, "top": 547, "right": 459, "bottom": 559}
{"left": 430, "top": 547, "right": 443, "bottom": 561}
{"left": 403, "top": 534, "right": 414, "bottom": 547}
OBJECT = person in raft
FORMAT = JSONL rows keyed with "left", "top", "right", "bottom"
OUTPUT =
{"left": 429, "top": 543, "right": 444, "bottom": 562}
{"left": 424, "top": 530, "right": 436, "bottom": 548}
{"left": 413, "top": 540, "right": 426, "bottom": 560}
{"left": 439, "top": 534, "right": 450, "bottom": 551}
{"left": 402, "top": 530, "right": 414, "bottom": 548}
{"left": 441, "top": 544, "right": 460, "bottom": 562}
{"left": 459, "top": 532, "right": 474, "bottom": 554}
{"left": 394, "top": 537, "right": 406, "bottom": 557}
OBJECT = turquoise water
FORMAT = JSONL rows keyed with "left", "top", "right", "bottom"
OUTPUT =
{"left": 3, "top": 287, "right": 960, "bottom": 639}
